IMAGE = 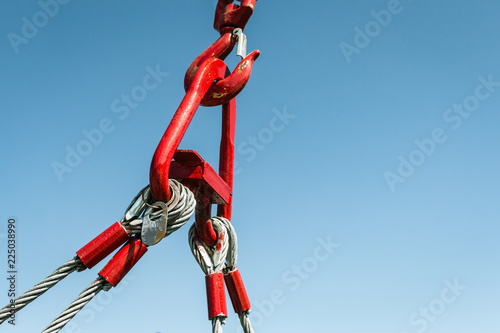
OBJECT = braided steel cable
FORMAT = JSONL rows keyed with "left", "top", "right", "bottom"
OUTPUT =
{"left": 219, "top": 218, "right": 237, "bottom": 271}
{"left": 0, "top": 184, "right": 150, "bottom": 325}
{"left": 218, "top": 218, "right": 254, "bottom": 333}
{"left": 189, "top": 218, "right": 229, "bottom": 333}
{"left": 0, "top": 257, "right": 84, "bottom": 324}
{"left": 212, "top": 317, "right": 225, "bottom": 333}
{"left": 164, "top": 180, "right": 196, "bottom": 235}
{"left": 0, "top": 180, "right": 195, "bottom": 327}
{"left": 189, "top": 218, "right": 229, "bottom": 275}
{"left": 41, "top": 277, "right": 109, "bottom": 333}
{"left": 238, "top": 311, "right": 254, "bottom": 333}
{"left": 42, "top": 181, "right": 196, "bottom": 333}
{"left": 123, "top": 179, "right": 196, "bottom": 236}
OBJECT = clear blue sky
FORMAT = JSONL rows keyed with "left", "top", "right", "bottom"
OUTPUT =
{"left": 1, "top": 1, "right": 500, "bottom": 332}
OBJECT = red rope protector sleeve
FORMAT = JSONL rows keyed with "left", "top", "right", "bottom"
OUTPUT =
{"left": 76, "top": 222, "right": 130, "bottom": 269}
{"left": 224, "top": 268, "right": 251, "bottom": 313}
{"left": 206, "top": 272, "right": 228, "bottom": 320}
{"left": 98, "top": 237, "right": 148, "bottom": 287}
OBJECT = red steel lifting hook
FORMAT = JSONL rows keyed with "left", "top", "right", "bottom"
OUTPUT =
{"left": 150, "top": 58, "right": 227, "bottom": 202}
{"left": 184, "top": 33, "right": 235, "bottom": 94}
{"left": 201, "top": 49, "right": 259, "bottom": 107}
{"left": 185, "top": 0, "right": 259, "bottom": 107}
{"left": 184, "top": 33, "right": 260, "bottom": 107}
{"left": 149, "top": 0, "right": 259, "bottom": 246}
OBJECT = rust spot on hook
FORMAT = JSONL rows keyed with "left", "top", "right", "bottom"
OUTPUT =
{"left": 200, "top": 50, "right": 260, "bottom": 107}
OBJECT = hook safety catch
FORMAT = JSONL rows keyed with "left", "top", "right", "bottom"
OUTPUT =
{"left": 233, "top": 28, "right": 247, "bottom": 59}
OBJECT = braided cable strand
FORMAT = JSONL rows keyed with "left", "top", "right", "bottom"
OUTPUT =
{"left": 218, "top": 218, "right": 237, "bottom": 271}
{"left": 213, "top": 317, "right": 225, "bottom": 333}
{"left": 0, "top": 256, "right": 83, "bottom": 324}
{"left": 41, "top": 277, "right": 109, "bottom": 333}
{"left": 238, "top": 311, "right": 254, "bottom": 333}
{"left": 189, "top": 218, "right": 230, "bottom": 333}
{"left": 0, "top": 180, "right": 195, "bottom": 327}
{"left": 0, "top": 184, "right": 151, "bottom": 326}
{"left": 42, "top": 181, "right": 196, "bottom": 333}
{"left": 218, "top": 218, "right": 255, "bottom": 333}
{"left": 163, "top": 179, "right": 196, "bottom": 236}
{"left": 123, "top": 179, "right": 196, "bottom": 236}
{"left": 189, "top": 218, "right": 229, "bottom": 274}
{"left": 189, "top": 224, "right": 215, "bottom": 275}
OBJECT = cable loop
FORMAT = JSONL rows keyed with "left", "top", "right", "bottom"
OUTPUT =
{"left": 0, "top": 180, "right": 196, "bottom": 330}
{"left": 189, "top": 217, "right": 231, "bottom": 333}
{"left": 189, "top": 217, "right": 230, "bottom": 275}
{"left": 189, "top": 217, "right": 229, "bottom": 275}
{"left": 121, "top": 179, "right": 196, "bottom": 239}
{"left": 217, "top": 219, "right": 255, "bottom": 333}
{"left": 218, "top": 218, "right": 238, "bottom": 273}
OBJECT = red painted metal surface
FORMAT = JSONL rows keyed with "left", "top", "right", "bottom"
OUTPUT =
{"left": 206, "top": 272, "right": 228, "bottom": 320}
{"left": 169, "top": 150, "right": 231, "bottom": 205}
{"left": 150, "top": 58, "right": 227, "bottom": 202}
{"left": 196, "top": 202, "right": 218, "bottom": 247}
{"left": 184, "top": 33, "right": 259, "bottom": 107}
{"left": 169, "top": 150, "right": 233, "bottom": 246}
{"left": 76, "top": 222, "right": 130, "bottom": 270}
{"left": 184, "top": 33, "right": 235, "bottom": 93}
{"left": 199, "top": 50, "right": 260, "bottom": 107}
{"left": 99, "top": 237, "right": 148, "bottom": 287}
{"left": 149, "top": 0, "right": 259, "bottom": 246}
{"left": 224, "top": 269, "right": 251, "bottom": 313}
{"left": 217, "top": 99, "right": 236, "bottom": 220}
{"left": 214, "top": 0, "right": 256, "bottom": 33}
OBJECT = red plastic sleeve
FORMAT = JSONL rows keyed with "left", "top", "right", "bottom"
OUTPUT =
{"left": 224, "top": 268, "right": 251, "bottom": 313}
{"left": 98, "top": 237, "right": 148, "bottom": 287}
{"left": 76, "top": 222, "right": 130, "bottom": 269}
{"left": 206, "top": 272, "right": 228, "bottom": 320}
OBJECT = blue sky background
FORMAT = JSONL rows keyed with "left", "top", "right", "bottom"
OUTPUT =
{"left": 1, "top": 0, "right": 500, "bottom": 332}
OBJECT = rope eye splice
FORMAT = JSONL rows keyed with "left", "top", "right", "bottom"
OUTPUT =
{"left": 190, "top": 217, "right": 255, "bottom": 333}
{"left": 0, "top": 180, "right": 196, "bottom": 332}
{"left": 39, "top": 180, "right": 196, "bottom": 333}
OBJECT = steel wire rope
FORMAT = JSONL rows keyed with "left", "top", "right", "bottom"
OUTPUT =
{"left": 0, "top": 180, "right": 195, "bottom": 332}
{"left": 189, "top": 217, "right": 230, "bottom": 333}
{"left": 0, "top": 257, "right": 84, "bottom": 324}
{"left": 41, "top": 277, "right": 109, "bottom": 333}
{"left": 41, "top": 180, "right": 196, "bottom": 333}
{"left": 0, "top": 179, "right": 194, "bottom": 326}
{"left": 218, "top": 218, "right": 254, "bottom": 333}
